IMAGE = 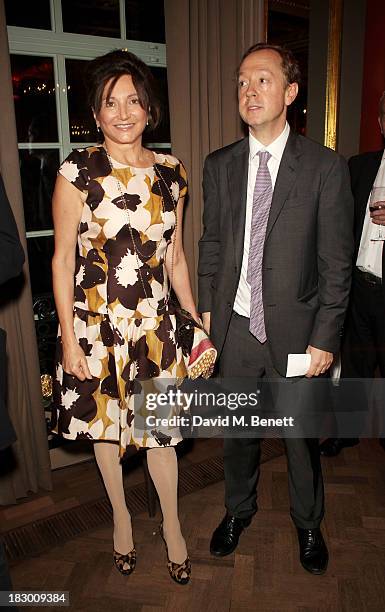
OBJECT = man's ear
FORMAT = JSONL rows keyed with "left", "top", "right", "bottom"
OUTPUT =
{"left": 285, "top": 82, "right": 298, "bottom": 107}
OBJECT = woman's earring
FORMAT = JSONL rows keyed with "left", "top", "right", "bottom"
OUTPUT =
{"left": 146, "top": 118, "right": 149, "bottom": 127}
{"left": 96, "top": 125, "right": 102, "bottom": 135}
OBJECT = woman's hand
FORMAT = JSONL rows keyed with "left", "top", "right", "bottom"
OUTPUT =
{"left": 202, "top": 312, "right": 211, "bottom": 334}
{"left": 62, "top": 340, "right": 92, "bottom": 381}
{"left": 190, "top": 310, "right": 202, "bottom": 326}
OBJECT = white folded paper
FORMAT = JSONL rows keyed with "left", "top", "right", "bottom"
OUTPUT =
{"left": 286, "top": 353, "right": 311, "bottom": 377}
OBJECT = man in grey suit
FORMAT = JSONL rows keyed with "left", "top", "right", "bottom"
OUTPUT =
{"left": 198, "top": 43, "right": 354, "bottom": 574}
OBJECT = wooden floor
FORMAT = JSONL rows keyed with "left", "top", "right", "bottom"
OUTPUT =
{"left": 6, "top": 439, "right": 385, "bottom": 611}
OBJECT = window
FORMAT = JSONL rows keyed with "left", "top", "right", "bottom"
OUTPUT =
{"left": 19, "top": 148, "right": 59, "bottom": 232}
{"left": 11, "top": 54, "right": 58, "bottom": 143}
{"left": 66, "top": 58, "right": 97, "bottom": 143}
{"left": 62, "top": 0, "right": 121, "bottom": 38}
{"left": 5, "top": 0, "right": 51, "bottom": 30}
{"left": 7, "top": 1, "right": 169, "bottom": 423}
{"left": 125, "top": 0, "right": 166, "bottom": 43}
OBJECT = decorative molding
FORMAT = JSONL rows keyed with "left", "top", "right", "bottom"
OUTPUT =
{"left": 324, "top": 0, "right": 343, "bottom": 150}
{"left": 7, "top": 27, "right": 166, "bottom": 66}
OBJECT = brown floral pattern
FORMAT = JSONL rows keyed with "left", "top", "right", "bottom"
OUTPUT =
{"left": 52, "top": 146, "right": 188, "bottom": 454}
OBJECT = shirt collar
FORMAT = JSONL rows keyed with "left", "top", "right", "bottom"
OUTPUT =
{"left": 249, "top": 121, "right": 290, "bottom": 162}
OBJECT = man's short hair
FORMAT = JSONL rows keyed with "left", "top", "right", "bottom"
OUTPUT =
{"left": 238, "top": 43, "right": 301, "bottom": 86}
{"left": 379, "top": 91, "right": 385, "bottom": 117}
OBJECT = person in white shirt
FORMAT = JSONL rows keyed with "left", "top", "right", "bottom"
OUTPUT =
{"left": 320, "top": 91, "right": 385, "bottom": 457}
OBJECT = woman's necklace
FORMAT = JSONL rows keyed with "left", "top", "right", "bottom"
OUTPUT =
{"left": 104, "top": 148, "right": 177, "bottom": 312}
{"left": 105, "top": 149, "right": 164, "bottom": 259}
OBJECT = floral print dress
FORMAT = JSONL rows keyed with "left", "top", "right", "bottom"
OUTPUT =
{"left": 51, "top": 146, "right": 188, "bottom": 455}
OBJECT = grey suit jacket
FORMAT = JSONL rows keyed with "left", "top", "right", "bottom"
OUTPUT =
{"left": 198, "top": 130, "right": 354, "bottom": 376}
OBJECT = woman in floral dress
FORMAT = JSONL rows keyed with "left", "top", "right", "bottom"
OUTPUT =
{"left": 51, "top": 50, "right": 197, "bottom": 584}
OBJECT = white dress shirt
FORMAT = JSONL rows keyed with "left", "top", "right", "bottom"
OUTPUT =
{"left": 356, "top": 150, "right": 385, "bottom": 279}
{"left": 233, "top": 122, "right": 290, "bottom": 317}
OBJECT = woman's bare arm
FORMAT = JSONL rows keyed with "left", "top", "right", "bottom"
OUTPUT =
{"left": 164, "top": 196, "right": 200, "bottom": 323}
{"left": 52, "top": 175, "right": 92, "bottom": 380}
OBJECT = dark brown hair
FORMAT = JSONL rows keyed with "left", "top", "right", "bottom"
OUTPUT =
{"left": 238, "top": 43, "right": 301, "bottom": 86}
{"left": 85, "top": 49, "right": 161, "bottom": 130}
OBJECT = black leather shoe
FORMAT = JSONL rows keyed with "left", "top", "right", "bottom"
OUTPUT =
{"left": 297, "top": 528, "right": 328, "bottom": 575}
{"left": 210, "top": 513, "right": 252, "bottom": 556}
{"left": 319, "top": 438, "right": 359, "bottom": 457}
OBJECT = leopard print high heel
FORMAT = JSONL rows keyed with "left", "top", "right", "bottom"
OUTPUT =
{"left": 159, "top": 523, "right": 191, "bottom": 585}
{"left": 113, "top": 547, "right": 136, "bottom": 576}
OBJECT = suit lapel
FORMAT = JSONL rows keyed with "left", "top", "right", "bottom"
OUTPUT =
{"left": 265, "top": 130, "right": 301, "bottom": 239}
{"left": 227, "top": 138, "right": 249, "bottom": 270}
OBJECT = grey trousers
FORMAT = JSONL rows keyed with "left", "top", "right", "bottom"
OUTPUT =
{"left": 219, "top": 311, "right": 324, "bottom": 529}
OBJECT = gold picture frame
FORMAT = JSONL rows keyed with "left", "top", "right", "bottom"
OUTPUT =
{"left": 324, "top": 0, "right": 344, "bottom": 150}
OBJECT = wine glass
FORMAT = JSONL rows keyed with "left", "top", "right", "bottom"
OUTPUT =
{"left": 369, "top": 186, "right": 385, "bottom": 241}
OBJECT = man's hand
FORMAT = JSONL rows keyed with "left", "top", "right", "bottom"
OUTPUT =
{"left": 305, "top": 345, "right": 333, "bottom": 378}
{"left": 370, "top": 202, "right": 385, "bottom": 225}
{"left": 202, "top": 311, "right": 211, "bottom": 334}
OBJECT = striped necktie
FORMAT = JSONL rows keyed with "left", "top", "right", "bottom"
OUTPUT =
{"left": 247, "top": 150, "right": 273, "bottom": 342}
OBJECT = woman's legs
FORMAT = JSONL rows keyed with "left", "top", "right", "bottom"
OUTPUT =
{"left": 94, "top": 441, "right": 133, "bottom": 559}
{"left": 94, "top": 442, "right": 187, "bottom": 566}
{"left": 146, "top": 446, "right": 187, "bottom": 564}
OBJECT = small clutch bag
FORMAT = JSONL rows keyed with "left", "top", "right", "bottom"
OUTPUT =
{"left": 172, "top": 305, "right": 217, "bottom": 379}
